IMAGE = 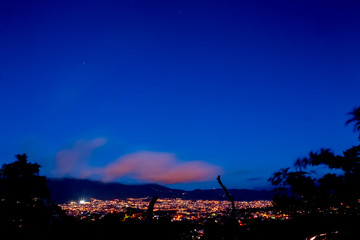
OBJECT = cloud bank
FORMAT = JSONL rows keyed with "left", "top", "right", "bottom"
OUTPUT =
{"left": 54, "top": 138, "right": 222, "bottom": 184}
{"left": 98, "top": 151, "right": 221, "bottom": 184}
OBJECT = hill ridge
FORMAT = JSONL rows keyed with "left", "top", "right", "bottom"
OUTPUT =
{"left": 48, "top": 178, "right": 273, "bottom": 204}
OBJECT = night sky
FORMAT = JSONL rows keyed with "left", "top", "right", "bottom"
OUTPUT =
{"left": 1, "top": 0, "right": 359, "bottom": 190}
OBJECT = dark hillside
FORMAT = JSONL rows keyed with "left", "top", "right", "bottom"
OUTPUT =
{"left": 48, "top": 178, "right": 273, "bottom": 203}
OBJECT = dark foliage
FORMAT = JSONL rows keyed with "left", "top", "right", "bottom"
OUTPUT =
{"left": 0, "top": 154, "right": 49, "bottom": 201}
{"left": 269, "top": 107, "right": 360, "bottom": 212}
{"left": 0, "top": 154, "right": 62, "bottom": 237}
{"left": 346, "top": 106, "right": 360, "bottom": 140}
{"left": 269, "top": 145, "right": 360, "bottom": 211}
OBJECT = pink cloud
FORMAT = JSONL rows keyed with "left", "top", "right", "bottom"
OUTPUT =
{"left": 54, "top": 139, "right": 222, "bottom": 184}
{"left": 100, "top": 151, "right": 222, "bottom": 184}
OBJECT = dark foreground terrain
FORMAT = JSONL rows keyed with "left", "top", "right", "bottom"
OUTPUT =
{"left": 3, "top": 213, "right": 360, "bottom": 240}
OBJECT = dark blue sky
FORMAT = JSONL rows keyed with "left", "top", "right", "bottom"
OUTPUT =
{"left": 1, "top": 0, "right": 359, "bottom": 190}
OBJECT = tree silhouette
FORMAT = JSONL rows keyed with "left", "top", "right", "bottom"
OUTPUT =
{"left": 217, "top": 175, "right": 236, "bottom": 217}
{"left": 0, "top": 154, "right": 49, "bottom": 201}
{"left": 269, "top": 107, "right": 360, "bottom": 213}
{"left": 0, "top": 154, "right": 54, "bottom": 235}
{"left": 346, "top": 106, "right": 360, "bottom": 140}
{"left": 146, "top": 196, "right": 158, "bottom": 223}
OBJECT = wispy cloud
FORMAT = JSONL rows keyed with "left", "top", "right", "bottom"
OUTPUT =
{"left": 54, "top": 137, "right": 107, "bottom": 177}
{"left": 54, "top": 139, "right": 222, "bottom": 184}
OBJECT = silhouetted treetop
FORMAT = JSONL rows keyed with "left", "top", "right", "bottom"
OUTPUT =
{"left": 0, "top": 154, "right": 57, "bottom": 235}
{"left": 346, "top": 106, "right": 360, "bottom": 140}
{"left": 0, "top": 153, "right": 49, "bottom": 202}
{"left": 269, "top": 106, "right": 360, "bottom": 213}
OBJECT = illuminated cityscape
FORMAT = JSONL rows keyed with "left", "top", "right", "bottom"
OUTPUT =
{"left": 59, "top": 198, "right": 285, "bottom": 223}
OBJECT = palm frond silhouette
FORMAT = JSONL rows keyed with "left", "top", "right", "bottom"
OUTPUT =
{"left": 346, "top": 106, "right": 360, "bottom": 132}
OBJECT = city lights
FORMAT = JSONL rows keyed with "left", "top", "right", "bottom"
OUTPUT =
{"left": 60, "top": 198, "right": 277, "bottom": 223}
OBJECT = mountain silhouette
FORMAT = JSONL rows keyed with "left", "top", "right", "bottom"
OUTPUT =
{"left": 48, "top": 178, "right": 273, "bottom": 203}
